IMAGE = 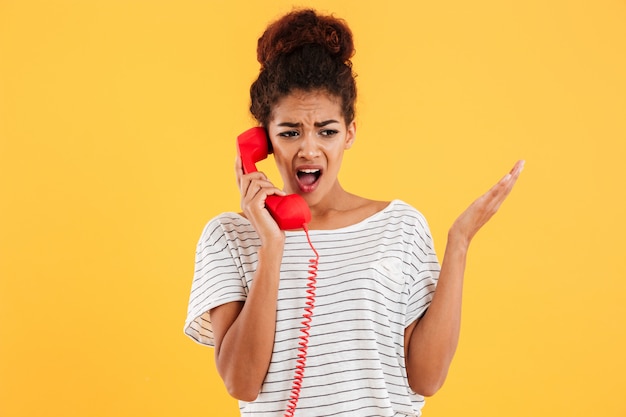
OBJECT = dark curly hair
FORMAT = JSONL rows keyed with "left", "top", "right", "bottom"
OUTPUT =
{"left": 250, "top": 9, "right": 357, "bottom": 127}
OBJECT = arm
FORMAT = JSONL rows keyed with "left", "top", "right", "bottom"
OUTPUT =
{"left": 210, "top": 156, "right": 287, "bottom": 402}
{"left": 404, "top": 160, "right": 525, "bottom": 396}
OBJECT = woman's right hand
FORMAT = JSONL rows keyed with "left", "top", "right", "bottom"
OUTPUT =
{"left": 235, "top": 155, "right": 287, "bottom": 246}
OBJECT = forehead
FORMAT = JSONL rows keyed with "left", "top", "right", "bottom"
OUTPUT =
{"left": 270, "top": 90, "right": 342, "bottom": 122}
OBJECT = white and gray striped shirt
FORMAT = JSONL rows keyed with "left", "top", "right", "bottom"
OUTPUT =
{"left": 184, "top": 200, "right": 440, "bottom": 416}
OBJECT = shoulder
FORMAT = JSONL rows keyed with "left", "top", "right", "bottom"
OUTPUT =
{"left": 382, "top": 200, "right": 434, "bottom": 236}
{"left": 387, "top": 199, "right": 426, "bottom": 218}
{"left": 341, "top": 197, "right": 431, "bottom": 231}
{"left": 359, "top": 197, "right": 391, "bottom": 218}
{"left": 197, "top": 212, "right": 255, "bottom": 245}
{"left": 366, "top": 199, "right": 427, "bottom": 221}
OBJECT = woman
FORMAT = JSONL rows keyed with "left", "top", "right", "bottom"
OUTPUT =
{"left": 184, "top": 8, "right": 523, "bottom": 416}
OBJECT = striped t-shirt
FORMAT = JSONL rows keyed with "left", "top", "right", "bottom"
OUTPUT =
{"left": 184, "top": 199, "right": 440, "bottom": 417}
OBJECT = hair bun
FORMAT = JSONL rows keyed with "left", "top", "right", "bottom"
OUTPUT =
{"left": 257, "top": 9, "right": 354, "bottom": 68}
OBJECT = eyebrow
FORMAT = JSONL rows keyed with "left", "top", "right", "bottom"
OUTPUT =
{"left": 277, "top": 119, "right": 341, "bottom": 128}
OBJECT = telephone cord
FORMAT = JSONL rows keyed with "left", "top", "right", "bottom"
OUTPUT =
{"left": 284, "top": 224, "right": 319, "bottom": 417}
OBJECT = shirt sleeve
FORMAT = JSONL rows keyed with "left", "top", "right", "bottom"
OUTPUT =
{"left": 404, "top": 211, "right": 440, "bottom": 327}
{"left": 183, "top": 218, "right": 248, "bottom": 347}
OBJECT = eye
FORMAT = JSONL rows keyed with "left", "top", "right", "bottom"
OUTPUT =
{"left": 278, "top": 130, "right": 300, "bottom": 138}
{"left": 320, "top": 129, "right": 339, "bottom": 137}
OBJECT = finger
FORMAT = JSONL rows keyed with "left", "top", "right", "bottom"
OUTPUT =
{"left": 247, "top": 180, "right": 286, "bottom": 199}
{"left": 485, "top": 182, "right": 514, "bottom": 214}
{"left": 239, "top": 171, "right": 267, "bottom": 192}
{"left": 485, "top": 160, "right": 525, "bottom": 211}
{"left": 494, "top": 160, "right": 525, "bottom": 195}
{"left": 247, "top": 187, "right": 287, "bottom": 209}
{"left": 235, "top": 154, "right": 243, "bottom": 175}
{"left": 501, "top": 160, "right": 525, "bottom": 183}
{"left": 268, "top": 187, "right": 287, "bottom": 197}
{"left": 501, "top": 160, "right": 525, "bottom": 196}
{"left": 242, "top": 176, "right": 286, "bottom": 202}
{"left": 243, "top": 185, "right": 287, "bottom": 221}
{"left": 241, "top": 176, "right": 266, "bottom": 198}
{"left": 235, "top": 156, "right": 243, "bottom": 188}
{"left": 511, "top": 160, "right": 525, "bottom": 177}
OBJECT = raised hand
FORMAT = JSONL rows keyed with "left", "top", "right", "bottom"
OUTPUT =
{"left": 449, "top": 160, "right": 525, "bottom": 248}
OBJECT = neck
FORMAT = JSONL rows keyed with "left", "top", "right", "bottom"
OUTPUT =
{"left": 307, "top": 183, "right": 351, "bottom": 216}
{"left": 305, "top": 184, "right": 370, "bottom": 230}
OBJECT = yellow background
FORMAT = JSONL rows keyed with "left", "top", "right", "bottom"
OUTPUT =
{"left": 1, "top": 0, "right": 625, "bottom": 416}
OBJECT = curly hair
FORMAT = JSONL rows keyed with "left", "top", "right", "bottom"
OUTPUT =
{"left": 249, "top": 9, "right": 357, "bottom": 127}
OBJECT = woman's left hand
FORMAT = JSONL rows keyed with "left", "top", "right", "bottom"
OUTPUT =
{"left": 449, "top": 160, "right": 525, "bottom": 248}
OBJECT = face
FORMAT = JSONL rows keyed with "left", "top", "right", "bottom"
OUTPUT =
{"left": 267, "top": 90, "right": 356, "bottom": 205}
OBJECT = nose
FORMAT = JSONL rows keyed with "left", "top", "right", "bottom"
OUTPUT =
{"left": 297, "top": 133, "right": 320, "bottom": 159}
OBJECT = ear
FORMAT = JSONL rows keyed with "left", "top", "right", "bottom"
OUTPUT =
{"left": 344, "top": 120, "right": 356, "bottom": 149}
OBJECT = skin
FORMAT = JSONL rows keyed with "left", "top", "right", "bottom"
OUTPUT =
{"left": 210, "top": 89, "right": 524, "bottom": 401}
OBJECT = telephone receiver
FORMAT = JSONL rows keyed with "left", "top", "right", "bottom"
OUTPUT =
{"left": 237, "top": 127, "right": 311, "bottom": 230}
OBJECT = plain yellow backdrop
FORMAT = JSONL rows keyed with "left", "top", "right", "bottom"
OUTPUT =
{"left": 1, "top": 0, "right": 625, "bottom": 416}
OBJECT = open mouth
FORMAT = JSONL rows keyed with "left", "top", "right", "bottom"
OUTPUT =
{"left": 296, "top": 168, "right": 322, "bottom": 191}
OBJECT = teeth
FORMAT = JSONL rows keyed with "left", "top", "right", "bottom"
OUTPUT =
{"left": 299, "top": 169, "right": 320, "bottom": 173}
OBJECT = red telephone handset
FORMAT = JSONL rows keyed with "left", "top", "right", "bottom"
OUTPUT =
{"left": 237, "top": 127, "right": 311, "bottom": 230}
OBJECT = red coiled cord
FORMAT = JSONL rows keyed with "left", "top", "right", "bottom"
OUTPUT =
{"left": 284, "top": 224, "right": 319, "bottom": 417}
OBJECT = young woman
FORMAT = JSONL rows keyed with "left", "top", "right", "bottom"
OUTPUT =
{"left": 184, "top": 9, "right": 523, "bottom": 417}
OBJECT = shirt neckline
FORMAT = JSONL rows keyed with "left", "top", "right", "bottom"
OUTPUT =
{"left": 286, "top": 199, "right": 401, "bottom": 235}
{"left": 225, "top": 200, "right": 404, "bottom": 234}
